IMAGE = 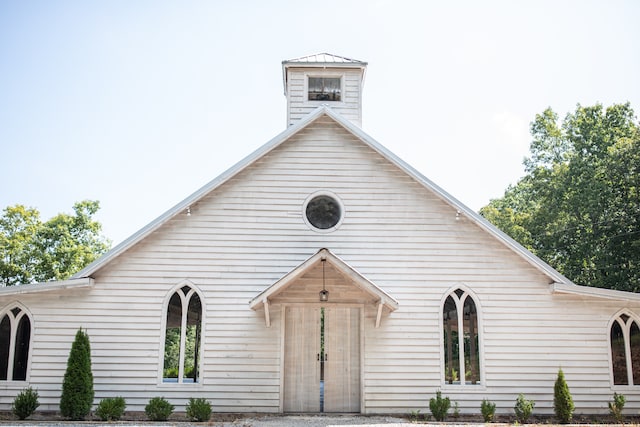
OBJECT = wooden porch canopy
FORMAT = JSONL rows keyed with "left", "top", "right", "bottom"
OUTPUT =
{"left": 249, "top": 248, "right": 399, "bottom": 328}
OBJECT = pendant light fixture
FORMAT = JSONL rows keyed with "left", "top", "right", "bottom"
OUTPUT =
{"left": 319, "top": 258, "right": 329, "bottom": 302}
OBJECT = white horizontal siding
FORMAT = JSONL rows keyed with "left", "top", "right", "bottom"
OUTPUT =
{"left": 2, "top": 117, "right": 639, "bottom": 415}
{"left": 286, "top": 68, "right": 363, "bottom": 126}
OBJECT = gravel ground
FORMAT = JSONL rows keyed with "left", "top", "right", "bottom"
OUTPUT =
{"left": 228, "top": 414, "right": 409, "bottom": 427}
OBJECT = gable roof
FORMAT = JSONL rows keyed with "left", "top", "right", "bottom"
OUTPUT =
{"left": 249, "top": 248, "right": 399, "bottom": 311}
{"left": 283, "top": 52, "right": 367, "bottom": 66}
{"left": 72, "top": 105, "right": 572, "bottom": 289}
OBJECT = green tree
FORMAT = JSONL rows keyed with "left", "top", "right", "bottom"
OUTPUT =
{"left": 0, "top": 200, "right": 110, "bottom": 286}
{"left": 60, "top": 328, "right": 94, "bottom": 420}
{"left": 481, "top": 103, "right": 640, "bottom": 291}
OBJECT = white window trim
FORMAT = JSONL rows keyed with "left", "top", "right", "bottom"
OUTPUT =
{"left": 304, "top": 73, "right": 345, "bottom": 105}
{"left": 608, "top": 310, "right": 640, "bottom": 388}
{"left": 158, "top": 280, "right": 205, "bottom": 387}
{"left": 439, "top": 284, "right": 485, "bottom": 388}
{"left": 0, "top": 302, "right": 33, "bottom": 383}
{"left": 302, "top": 190, "right": 345, "bottom": 233}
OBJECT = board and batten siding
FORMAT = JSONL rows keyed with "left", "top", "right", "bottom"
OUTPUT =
{"left": 2, "top": 116, "right": 639, "bottom": 414}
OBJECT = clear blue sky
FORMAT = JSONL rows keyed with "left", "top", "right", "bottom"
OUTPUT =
{"left": 1, "top": 1, "right": 639, "bottom": 246}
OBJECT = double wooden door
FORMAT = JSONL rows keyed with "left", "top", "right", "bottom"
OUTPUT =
{"left": 283, "top": 306, "right": 361, "bottom": 413}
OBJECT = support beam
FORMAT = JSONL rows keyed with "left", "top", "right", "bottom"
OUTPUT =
{"left": 375, "top": 299, "right": 384, "bottom": 328}
{"left": 263, "top": 298, "right": 271, "bottom": 327}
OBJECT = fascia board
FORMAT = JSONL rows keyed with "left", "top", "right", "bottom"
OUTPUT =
{"left": 551, "top": 282, "right": 640, "bottom": 302}
{"left": 73, "top": 107, "right": 330, "bottom": 279}
{"left": 0, "top": 278, "right": 94, "bottom": 296}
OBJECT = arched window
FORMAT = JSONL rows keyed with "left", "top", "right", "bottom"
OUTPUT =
{"left": 442, "top": 288, "right": 481, "bottom": 385}
{"left": 0, "top": 306, "right": 32, "bottom": 381}
{"left": 610, "top": 313, "right": 640, "bottom": 386}
{"left": 162, "top": 285, "right": 203, "bottom": 383}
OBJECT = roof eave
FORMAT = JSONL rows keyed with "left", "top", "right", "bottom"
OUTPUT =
{"left": 0, "top": 277, "right": 94, "bottom": 296}
{"left": 551, "top": 282, "right": 640, "bottom": 301}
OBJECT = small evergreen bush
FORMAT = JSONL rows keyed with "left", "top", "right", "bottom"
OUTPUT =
{"left": 145, "top": 396, "right": 174, "bottom": 421}
{"left": 186, "top": 397, "right": 212, "bottom": 422}
{"left": 429, "top": 390, "right": 450, "bottom": 422}
{"left": 514, "top": 393, "right": 535, "bottom": 423}
{"left": 480, "top": 398, "right": 496, "bottom": 423}
{"left": 12, "top": 387, "right": 39, "bottom": 420}
{"left": 554, "top": 368, "right": 574, "bottom": 423}
{"left": 95, "top": 396, "right": 126, "bottom": 421}
{"left": 608, "top": 392, "right": 626, "bottom": 423}
{"left": 60, "top": 328, "right": 94, "bottom": 420}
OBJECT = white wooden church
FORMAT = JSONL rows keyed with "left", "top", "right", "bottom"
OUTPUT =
{"left": 1, "top": 53, "right": 640, "bottom": 415}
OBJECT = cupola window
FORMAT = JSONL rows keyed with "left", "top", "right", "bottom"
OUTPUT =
{"left": 308, "top": 77, "right": 341, "bottom": 101}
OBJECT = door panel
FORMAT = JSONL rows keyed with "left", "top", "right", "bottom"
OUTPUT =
{"left": 283, "top": 307, "right": 320, "bottom": 412}
{"left": 324, "top": 307, "right": 361, "bottom": 413}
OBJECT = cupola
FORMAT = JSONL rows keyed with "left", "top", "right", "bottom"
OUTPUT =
{"left": 282, "top": 53, "right": 367, "bottom": 127}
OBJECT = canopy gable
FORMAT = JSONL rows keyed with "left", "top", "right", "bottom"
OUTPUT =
{"left": 249, "top": 248, "right": 399, "bottom": 328}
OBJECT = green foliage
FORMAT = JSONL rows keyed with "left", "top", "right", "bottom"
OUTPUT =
{"left": 408, "top": 409, "right": 423, "bottom": 422}
{"left": 480, "top": 398, "right": 496, "bottom": 423}
{"left": 186, "top": 397, "right": 212, "bottom": 422}
{"left": 429, "top": 390, "right": 450, "bottom": 422}
{"left": 145, "top": 397, "right": 174, "bottom": 421}
{"left": 554, "top": 368, "right": 574, "bottom": 423}
{"left": 608, "top": 392, "right": 626, "bottom": 423}
{"left": 95, "top": 397, "right": 126, "bottom": 421}
{"left": 0, "top": 200, "right": 111, "bottom": 286}
{"left": 514, "top": 393, "right": 535, "bottom": 423}
{"left": 12, "top": 387, "right": 39, "bottom": 420}
{"left": 60, "top": 328, "right": 94, "bottom": 420}
{"left": 481, "top": 103, "right": 640, "bottom": 291}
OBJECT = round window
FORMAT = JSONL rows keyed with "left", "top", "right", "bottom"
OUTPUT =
{"left": 303, "top": 192, "right": 343, "bottom": 232}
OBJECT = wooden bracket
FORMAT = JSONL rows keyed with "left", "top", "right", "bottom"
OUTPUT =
{"left": 263, "top": 298, "right": 271, "bottom": 327}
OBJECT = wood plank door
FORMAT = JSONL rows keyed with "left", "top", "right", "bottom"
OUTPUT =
{"left": 324, "top": 307, "right": 361, "bottom": 413}
{"left": 283, "top": 306, "right": 321, "bottom": 412}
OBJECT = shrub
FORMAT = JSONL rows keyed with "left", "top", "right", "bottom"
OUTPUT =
{"left": 480, "top": 398, "right": 496, "bottom": 423}
{"left": 95, "top": 396, "right": 126, "bottom": 421}
{"left": 145, "top": 396, "right": 174, "bottom": 421}
{"left": 429, "top": 390, "right": 450, "bottom": 422}
{"left": 60, "top": 328, "right": 94, "bottom": 420}
{"left": 12, "top": 387, "right": 39, "bottom": 420}
{"left": 514, "top": 393, "right": 534, "bottom": 423}
{"left": 554, "top": 368, "right": 574, "bottom": 423}
{"left": 186, "top": 397, "right": 212, "bottom": 422}
{"left": 608, "top": 392, "right": 626, "bottom": 423}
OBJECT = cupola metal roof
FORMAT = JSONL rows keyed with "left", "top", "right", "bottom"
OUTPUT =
{"left": 282, "top": 52, "right": 367, "bottom": 66}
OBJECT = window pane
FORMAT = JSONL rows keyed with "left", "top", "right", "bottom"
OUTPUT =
{"left": 13, "top": 315, "right": 30, "bottom": 381}
{"left": 463, "top": 297, "right": 480, "bottom": 384}
{"left": 308, "top": 77, "right": 341, "bottom": 101}
{"left": 163, "top": 293, "right": 182, "bottom": 381}
{"left": 185, "top": 294, "right": 202, "bottom": 383}
{"left": 0, "top": 316, "right": 10, "bottom": 381}
{"left": 443, "top": 296, "right": 458, "bottom": 384}
{"left": 611, "top": 320, "right": 628, "bottom": 385}
{"left": 631, "top": 322, "right": 640, "bottom": 385}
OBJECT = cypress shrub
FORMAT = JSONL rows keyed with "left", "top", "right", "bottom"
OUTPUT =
{"left": 60, "top": 328, "right": 94, "bottom": 420}
{"left": 145, "top": 397, "right": 174, "bottom": 421}
{"left": 514, "top": 394, "right": 534, "bottom": 423}
{"left": 429, "top": 390, "right": 450, "bottom": 421}
{"left": 186, "top": 397, "right": 212, "bottom": 422}
{"left": 12, "top": 387, "right": 39, "bottom": 420}
{"left": 554, "top": 368, "right": 574, "bottom": 424}
{"left": 480, "top": 398, "right": 496, "bottom": 423}
{"left": 95, "top": 396, "right": 126, "bottom": 421}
